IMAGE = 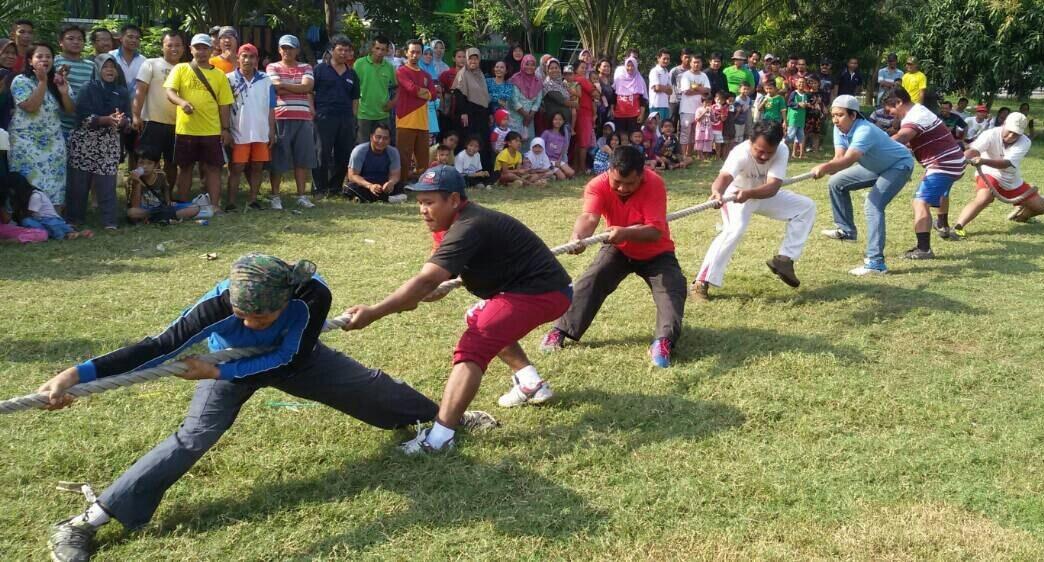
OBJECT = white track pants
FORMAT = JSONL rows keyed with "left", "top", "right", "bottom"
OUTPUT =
{"left": 696, "top": 186, "right": 816, "bottom": 288}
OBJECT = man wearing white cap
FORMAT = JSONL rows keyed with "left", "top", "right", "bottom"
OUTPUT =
{"left": 266, "top": 34, "right": 318, "bottom": 210}
{"left": 811, "top": 94, "right": 914, "bottom": 275}
{"left": 164, "top": 33, "right": 233, "bottom": 213}
{"left": 951, "top": 112, "right": 1043, "bottom": 237}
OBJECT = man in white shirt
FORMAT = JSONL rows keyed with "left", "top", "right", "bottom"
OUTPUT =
{"left": 963, "top": 104, "right": 992, "bottom": 143}
{"left": 952, "top": 112, "right": 1043, "bottom": 237}
{"left": 690, "top": 120, "right": 815, "bottom": 301}
{"left": 678, "top": 55, "right": 710, "bottom": 159}
{"left": 648, "top": 49, "right": 672, "bottom": 123}
{"left": 226, "top": 44, "right": 276, "bottom": 211}
{"left": 133, "top": 30, "right": 184, "bottom": 186}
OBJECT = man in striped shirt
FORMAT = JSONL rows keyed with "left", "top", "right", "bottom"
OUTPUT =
{"left": 54, "top": 24, "right": 96, "bottom": 138}
{"left": 884, "top": 87, "right": 966, "bottom": 259}
{"left": 266, "top": 35, "right": 317, "bottom": 210}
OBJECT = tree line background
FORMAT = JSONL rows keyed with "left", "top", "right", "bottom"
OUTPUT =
{"left": 1, "top": 0, "right": 1042, "bottom": 103}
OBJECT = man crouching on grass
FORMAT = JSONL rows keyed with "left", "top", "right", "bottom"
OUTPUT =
{"left": 41, "top": 253, "right": 495, "bottom": 562}
{"left": 342, "top": 165, "right": 573, "bottom": 454}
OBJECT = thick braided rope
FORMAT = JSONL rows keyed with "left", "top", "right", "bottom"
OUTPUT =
{"left": 0, "top": 316, "right": 352, "bottom": 414}
{"left": 1, "top": 172, "right": 815, "bottom": 414}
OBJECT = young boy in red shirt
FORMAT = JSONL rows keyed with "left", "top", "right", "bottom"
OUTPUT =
{"left": 540, "top": 145, "right": 687, "bottom": 368}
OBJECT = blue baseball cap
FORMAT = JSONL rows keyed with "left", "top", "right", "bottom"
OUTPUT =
{"left": 278, "top": 35, "right": 300, "bottom": 49}
{"left": 407, "top": 165, "right": 467, "bottom": 195}
{"left": 190, "top": 33, "right": 213, "bottom": 47}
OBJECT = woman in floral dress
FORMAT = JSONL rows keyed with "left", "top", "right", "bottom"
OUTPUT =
{"left": 508, "top": 54, "right": 542, "bottom": 147}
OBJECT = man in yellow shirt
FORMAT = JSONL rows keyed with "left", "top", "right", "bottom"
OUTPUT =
{"left": 901, "top": 57, "right": 927, "bottom": 104}
{"left": 164, "top": 33, "right": 233, "bottom": 212}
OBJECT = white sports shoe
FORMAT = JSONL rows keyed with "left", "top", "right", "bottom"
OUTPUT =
{"left": 497, "top": 376, "right": 554, "bottom": 408}
{"left": 387, "top": 193, "right": 408, "bottom": 204}
{"left": 191, "top": 193, "right": 211, "bottom": 207}
{"left": 270, "top": 196, "right": 283, "bottom": 210}
{"left": 399, "top": 426, "right": 455, "bottom": 455}
{"left": 849, "top": 259, "right": 888, "bottom": 276}
{"left": 296, "top": 195, "right": 316, "bottom": 208}
{"left": 195, "top": 205, "right": 214, "bottom": 219}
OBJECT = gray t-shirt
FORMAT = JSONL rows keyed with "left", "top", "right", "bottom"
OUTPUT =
{"left": 348, "top": 142, "right": 401, "bottom": 184}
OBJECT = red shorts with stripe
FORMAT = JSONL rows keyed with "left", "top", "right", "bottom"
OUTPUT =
{"left": 975, "top": 174, "right": 1038, "bottom": 204}
{"left": 454, "top": 290, "right": 572, "bottom": 371}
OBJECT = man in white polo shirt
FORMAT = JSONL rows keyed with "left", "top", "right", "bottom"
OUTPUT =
{"left": 648, "top": 49, "right": 672, "bottom": 123}
{"left": 691, "top": 120, "right": 815, "bottom": 301}
{"left": 226, "top": 43, "right": 276, "bottom": 211}
{"left": 133, "top": 30, "right": 184, "bottom": 186}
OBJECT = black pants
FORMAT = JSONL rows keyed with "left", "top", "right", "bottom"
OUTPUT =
{"left": 555, "top": 246, "right": 687, "bottom": 343}
{"left": 97, "top": 343, "right": 437, "bottom": 530}
{"left": 314, "top": 111, "right": 355, "bottom": 194}
{"left": 344, "top": 181, "right": 405, "bottom": 203}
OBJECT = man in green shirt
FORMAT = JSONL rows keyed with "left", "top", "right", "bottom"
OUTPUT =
{"left": 54, "top": 23, "right": 97, "bottom": 137}
{"left": 723, "top": 50, "right": 755, "bottom": 96}
{"left": 353, "top": 35, "right": 397, "bottom": 144}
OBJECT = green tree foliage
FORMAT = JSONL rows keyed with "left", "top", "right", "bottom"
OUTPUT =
{"left": 0, "top": 0, "right": 67, "bottom": 46}
{"left": 911, "top": 0, "right": 1044, "bottom": 102}
{"left": 535, "top": 0, "right": 646, "bottom": 60}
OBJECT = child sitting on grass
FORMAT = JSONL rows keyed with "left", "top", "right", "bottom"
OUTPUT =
{"left": 592, "top": 133, "right": 620, "bottom": 174}
{"left": 431, "top": 130, "right": 460, "bottom": 167}
{"left": 0, "top": 173, "right": 47, "bottom": 244}
{"left": 540, "top": 112, "right": 576, "bottom": 178}
{"left": 455, "top": 136, "right": 490, "bottom": 187}
{"left": 522, "top": 137, "right": 558, "bottom": 184}
{"left": 654, "top": 119, "right": 689, "bottom": 170}
{"left": 494, "top": 131, "right": 537, "bottom": 186}
{"left": 126, "top": 150, "right": 200, "bottom": 225}
{"left": 8, "top": 173, "right": 93, "bottom": 240}
{"left": 628, "top": 129, "right": 647, "bottom": 160}
{"left": 431, "top": 144, "right": 453, "bottom": 168}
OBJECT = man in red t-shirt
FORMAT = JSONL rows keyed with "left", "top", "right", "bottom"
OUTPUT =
{"left": 395, "top": 39, "right": 434, "bottom": 178}
{"left": 541, "top": 145, "right": 687, "bottom": 368}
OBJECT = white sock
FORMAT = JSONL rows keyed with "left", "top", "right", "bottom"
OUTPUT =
{"left": 72, "top": 502, "right": 111, "bottom": 527}
{"left": 426, "top": 422, "right": 456, "bottom": 449}
{"left": 514, "top": 365, "right": 543, "bottom": 388}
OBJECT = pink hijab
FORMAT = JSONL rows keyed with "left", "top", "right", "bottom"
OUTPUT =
{"left": 510, "top": 54, "right": 542, "bottom": 99}
{"left": 613, "top": 56, "right": 646, "bottom": 96}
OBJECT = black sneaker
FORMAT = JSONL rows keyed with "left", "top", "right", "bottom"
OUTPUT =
{"left": 933, "top": 219, "right": 951, "bottom": 239}
{"left": 223, "top": 203, "right": 237, "bottom": 212}
{"left": 766, "top": 255, "right": 800, "bottom": 288}
{"left": 247, "top": 201, "right": 263, "bottom": 211}
{"left": 49, "top": 517, "right": 96, "bottom": 562}
{"left": 902, "top": 246, "right": 935, "bottom": 260}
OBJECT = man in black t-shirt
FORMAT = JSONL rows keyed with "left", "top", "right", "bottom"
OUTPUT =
{"left": 343, "top": 165, "right": 572, "bottom": 454}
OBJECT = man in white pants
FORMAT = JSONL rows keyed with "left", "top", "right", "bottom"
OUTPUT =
{"left": 690, "top": 120, "right": 815, "bottom": 301}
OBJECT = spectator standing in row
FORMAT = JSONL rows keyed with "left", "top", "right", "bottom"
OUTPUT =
{"left": 89, "top": 28, "right": 113, "bottom": 68}
{"left": 312, "top": 35, "right": 359, "bottom": 197}
{"left": 900, "top": 57, "right": 927, "bottom": 104}
{"left": 452, "top": 48, "right": 491, "bottom": 169}
{"left": 54, "top": 24, "right": 96, "bottom": 139}
{"left": 486, "top": 60, "right": 514, "bottom": 112}
{"left": 668, "top": 48, "right": 692, "bottom": 124}
{"left": 396, "top": 39, "right": 435, "bottom": 178}
{"left": 225, "top": 44, "right": 275, "bottom": 210}
{"left": 612, "top": 56, "right": 646, "bottom": 139}
{"left": 876, "top": 53, "right": 903, "bottom": 106}
{"left": 164, "top": 34, "right": 232, "bottom": 210}
{"left": 10, "top": 19, "right": 33, "bottom": 72}
{"left": 724, "top": 50, "right": 755, "bottom": 96}
{"left": 110, "top": 24, "right": 146, "bottom": 169}
{"left": 508, "top": 54, "right": 542, "bottom": 145}
{"left": 833, "top": 57, "right": 864, "bottom": 99}
{"left": 354, "top": 35, "right": 396, "bottom": 144}
{"left": 133, "top": 30, "right": 183, "bottom": 187}
{"left": 209, "top": 27, "right": 239, "bottom": 73}
{"left": 648, "top": 49, "right": 672, "bottom": 123}
{"left": 267, "top": 34, "right": 316, "bottom": 209}
{"left": 747, "top": 50, "right": 761, "bottom": 89}
{"left": 705, "top": 53, "right": 726, "bottom": 99}
{"left": 678, "top": 54, "right": 710, "bottom": 158}
{"left": 0, "top": 39, "right": 17, "bottom": 130}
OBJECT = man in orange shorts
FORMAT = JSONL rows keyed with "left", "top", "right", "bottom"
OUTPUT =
{"left": 952, "top": 112, "right": 1042, "bottom": 238}
{"left": 225, "top": 43, "right": 276, "bottom": 211}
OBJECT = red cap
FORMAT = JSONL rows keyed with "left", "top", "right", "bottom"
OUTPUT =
{"left": 238, "top": 43, "right": 258, "bottom": 57}
{"left": 975, "top": 104, "right": 988, "bottom": 113}
{"left": 494, "top": 108, "right": 509, "bottom": 124}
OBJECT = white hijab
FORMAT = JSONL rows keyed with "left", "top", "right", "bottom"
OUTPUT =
{"left": 525, "top": 137, "right": 552, "bottom": 170}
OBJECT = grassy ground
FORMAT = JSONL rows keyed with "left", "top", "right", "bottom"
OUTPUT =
{"left": 2, "top": 135, "right": 1044, "bottom": 561}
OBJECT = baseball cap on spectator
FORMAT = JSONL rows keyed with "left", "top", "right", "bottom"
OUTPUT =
{"left": 407, "top": 165, "right": 467, "bottom": 195}
{"left": 190, "top": 34, "right": 213, "bottom": 48}
{"left": 563, "top": 64, "right": 574, "bottom": 74}
{"left": 906, "top": 56, "right": 918, "bottom": 65}
{"left": 764, "top": 53, "right": 777, "bottom": 62}
{"left": 1004, "top": 112, "right": 1028, "bottom": 135}
{"left": 218, "top": 26, "right": 238, "bottom": 41}
{"left": 238, "top": 43, "right": 258, "bottom": 57}
{"left": 975, "top": 104, "right": 988, "bottom": 113}
{"left": 831, "top": 94, "right": 865, "bottom": 118}
{"left": 732, "top": 50, "right": 746, "bottom": 60}
{"left": 887, "top": 53, "right": 898, "bottom": 62}
{"left": 278, "top": 35, "right": 300, "bottom": 49}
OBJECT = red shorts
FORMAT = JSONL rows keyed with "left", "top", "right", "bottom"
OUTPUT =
{"left": 454, "top": 290, "right": 572, "bottom": 371}
{"left": 975, "top": 174, "right": 1038, "bottom": 204}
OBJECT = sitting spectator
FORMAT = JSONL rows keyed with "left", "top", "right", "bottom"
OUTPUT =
{"left": 522, "top": 137, "right": 558, "bottom": 183}
{"left": 126, "top": 149, "right": 200, "bottom": 224}
{"left": 66, "top": 54, "right": 131, "bottom": 230}
{"left": 653, "top": 119, "right": 688, "bottom": 169}
{"left": 430, "top": 129, "right": 459, "bottom": 166}
{"left": 938, "top": 101, "right": 965, "bottom": 140}
{"left": 964, "top": 105, "right": 991, "bottom": 142}
{"left": 993, "top": 106, "right": 1010, "bottom": 128}
{"left": 494, "top": 130, "right": 536, "bottom": 186}
{"left": 1019, "top": 102, "right": 1034, "bottom": 138}
{"left": 454, "top": 136, "right": 489, "bottom": 186}
{"left": 540, "top": 111, "right": 575, "bottom": 178}
{"left": 868, "top": 106, "right": 896, "bottom": 132}
{"left": 431, "top": 143, "right": 453, "bottom": 167}
{"left": 0, "top": 172, "right": 47, "bottom": 244}
{"left": 344, "top": 123, "right": 406, "bottom": 203}
{"left": 8, "top": 172, "right": 92, "bottom": 239}
{"left": 592, "top": 132, "right": 619, "bottom": 174}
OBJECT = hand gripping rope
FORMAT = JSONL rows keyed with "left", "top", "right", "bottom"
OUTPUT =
{"left": 0, "top": 172, "right": 815, "bottom": 414}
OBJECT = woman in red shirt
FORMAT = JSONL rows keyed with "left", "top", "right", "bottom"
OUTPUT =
{"left": 570, "top": 60, "right": 598, "bottom": 172}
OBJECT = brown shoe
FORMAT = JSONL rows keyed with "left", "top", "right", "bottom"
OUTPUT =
{"left": 689, "top": 281, "right": 710, "bottom": 302}
{"left": 766, "top": 255, "right": 800, "bottom": 288}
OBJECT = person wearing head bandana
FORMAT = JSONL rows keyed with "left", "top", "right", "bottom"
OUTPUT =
{"left": 40, "top": 253, "right": 493, "bottom": 561}
{"left": 64, "top": 53, "right": 131, "bottom": 229}
{"left": 451, "top": 47, "right": 491, "bottom": 168}
{"left": 508, "top": 54, "right": 543, "bottom": 145}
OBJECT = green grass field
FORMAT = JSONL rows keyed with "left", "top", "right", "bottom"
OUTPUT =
{"left": 2, "top": 135, "right": 1044, "bottom": 560}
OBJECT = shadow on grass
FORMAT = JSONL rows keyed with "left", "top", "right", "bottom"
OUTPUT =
{"left": 919, "top": 238, "right": 1044, "bottom": 279}
{"left": 761, "top": 281, "right": 982, "bottom": 324}
{"left": 136, "top": 391, "right": 741, "bottom": 554}
{"left": 0, "top": 337, "right": 99, "bottom": 364}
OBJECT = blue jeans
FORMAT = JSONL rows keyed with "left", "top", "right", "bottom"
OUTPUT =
{"left": 21, "top": 215, "right": 72, "bottom": 239}
{"left": 828, "top": 163, "right": 913, "bottom": 261}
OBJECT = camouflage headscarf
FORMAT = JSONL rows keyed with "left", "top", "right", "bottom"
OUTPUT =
{"left": 228, "top": 253, "right": 317, "bottom": 314}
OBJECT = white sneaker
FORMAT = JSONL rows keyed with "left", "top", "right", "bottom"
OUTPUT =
{"left": 387, "top": 193, "right": 407, "bottom": 204}
{"left": 191, "top": 193, "right": 211, "bottom": 207}
{"left": 849, "top": 259, "right": 888, "bottom": 276}
{"left": 399, "top": 426, "right": 455, "bottom": 455}
{"left": 195, "top": 205, "right": 214, "bottom": 219}
{"left": 296, "top": 195, "right": 315, "bottom": 208}
{"left": 497, "top": 376, "right": 554, "bottom": 408}
{"left": 270, "top": 196, "right": 283, "bottom": 210}
{"left": 821, "top": 228, "right": 856, "bottom": 241}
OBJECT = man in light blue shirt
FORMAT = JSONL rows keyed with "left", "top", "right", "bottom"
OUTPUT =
{"left": 110, "top": 23, "right": 147, "bottom": 168}
{"left": 811, "top": 95, "right": 914, "bottom": 275}
{"left": 876, "top": 53, "right": 903, "bottom": 107}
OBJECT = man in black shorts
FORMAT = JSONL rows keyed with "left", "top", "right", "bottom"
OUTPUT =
{"left": 133, "top": 30, "right": 183, "bottom": 186}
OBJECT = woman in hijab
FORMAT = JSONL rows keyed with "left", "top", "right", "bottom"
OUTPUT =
{"left": 420, "top": 46, "right": 442, "bottom": 143}
{"left": 65, "top": 54, "right": 130, "bottom": 229}
{"left": 485, "top": 60, "right": 514, "bottom": 112}
{"left": 612, "top": 56, "right": 647, "bottom": 140}
{"left": 535, "top": 53, "right": 552, "bottom": 81}
{"left": 508, "top": 54, "right": 542, "bottom": 146}
{"left": 539, "top": 58, "right": 576, "bottom": 137}
{"left": 451, "top": 48, "right": 492, "bottom": 168}
{"left": 430, "top": 39, "right": 450, "bottom": 75}
{"left": 0, "top": 39, "right": 17, "bottom": 130}
{"left": 503, "top": 43, "right": 524, "bottom": 78}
